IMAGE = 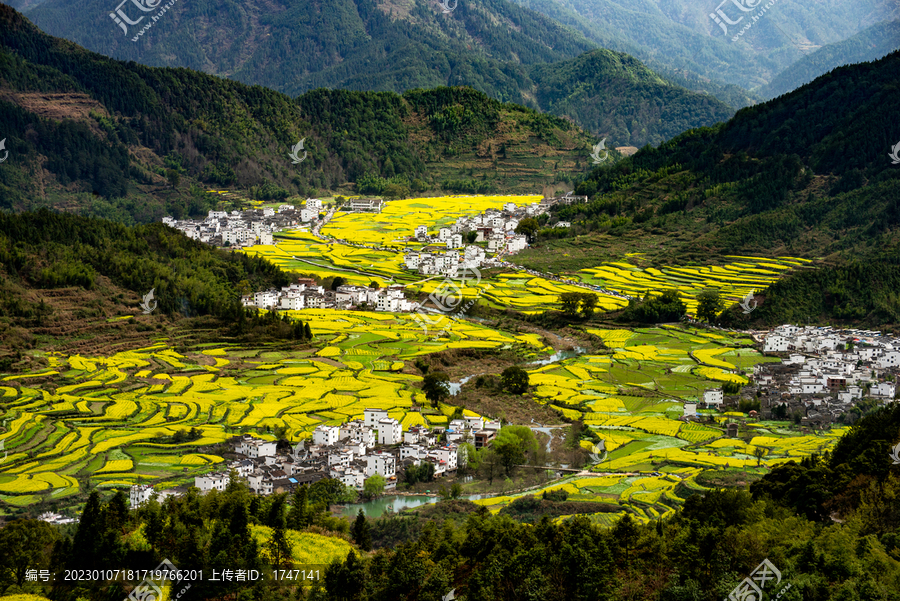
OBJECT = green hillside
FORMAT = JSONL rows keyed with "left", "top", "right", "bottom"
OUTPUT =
{"left": 513, "top": 0, "right": 896, "bottom": 92}
{"left": 0, "top": 5, "right": 601, "bottom": 222}
{"left": 516, "top": 50, "right": 900, "bottom": 327}
{"left": 758, "top": 19, "right": 900, "bottom": 100}
{"left": 528, "top": 49, "right": 734, "bottom": 146}
{"left": 5, "top": 0, "right": 740, "bottom": 147}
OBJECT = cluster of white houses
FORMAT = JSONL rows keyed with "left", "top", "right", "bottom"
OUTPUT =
{"left": 688, "top": 325, "right": 900, "bottom": 428}
{"left": 243, "top": 278, "right": 420, "bottom": 312}
{"left": 171, "top": 410, "right": 502, "bottom": 497}
{"left": 161, "top": 199, "right": 329, "bottom": 248}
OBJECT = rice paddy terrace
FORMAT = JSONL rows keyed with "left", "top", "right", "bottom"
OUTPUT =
{"left": 0, "top": 194, "right": 843, "bottom": 525}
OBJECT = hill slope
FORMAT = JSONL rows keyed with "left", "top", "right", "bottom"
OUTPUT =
{"left": 4, "top": 0, "right": 741, "bottom": 148}
{"left": 513, "top": 0, "right": 897, "bottom": 92}
{"left": 528, "top": 49, "right": 734, "bottom": 146}
{"left": 15, "top": 0, "right": 594, "bottom": 97}
{"left": 0, "top": 5, "right": 602, "bottom": 222}
{"left": 758, "top": 19, "right": 900, "bottom": 100}
{"left": 516, "top": 50, "right": 900, "bottom": 327}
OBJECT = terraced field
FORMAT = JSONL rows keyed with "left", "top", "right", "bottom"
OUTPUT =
{"left": 321, "top": 195, "right": 541, "bottom": 246}
{"left": 242, "top": 197, "right": 807, "bottom": 315}
{"left": 575, "top": 255, "right": 812, "bottom": 315}
{"left": 0, "top": 312, "right": 546, "bottom": 508}
{"left": 478, "top": 325, "right": 847, "bottom": 524}
{"left": 0, "top": 195, "right": 837, "bottom": 526}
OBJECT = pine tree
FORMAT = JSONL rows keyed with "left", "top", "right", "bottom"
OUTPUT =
{"left": 267, "top": 516, "right": 293, "bottom": 570}
{"left": 70, "top": 490, "right": 103, "bottom": 569}
{"left": 352, "top": 509, "right": 371, "bottom": 551}
{"left": 304, "top": 323, "right": 313, "bottom": 339}
{"left": 287, "top": 484, "right": 309, "bottom": 530}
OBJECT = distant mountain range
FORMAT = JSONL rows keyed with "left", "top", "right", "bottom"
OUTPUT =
{"left": 0, "top": 2, "right": 738, "bottom": 156}
{"left": 513, "top": 0, "right": 898, "bottom": 93}
{"left": 757, "top": 19, "right": 900, "bottom": 99}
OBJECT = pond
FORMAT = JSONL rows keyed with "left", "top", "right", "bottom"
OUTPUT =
{"left": 338, "top": 494, "right": 441, "bottom": 518}
{"left": 339, "top": 492, "right": 496, "bottom": 518}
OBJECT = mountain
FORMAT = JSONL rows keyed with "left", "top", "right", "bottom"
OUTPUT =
{"left": 528, "top": 49, "right": 734, "bottom": 146}
{"left": 11, "top": 0, "right": 596, "bottom": 98}
{"left": 517, "top": 50, "right": 900, "bottom": 327}
{"left": 0, "top": 4, "right": 605, "bottom": 222}
{"left": 512, "top": 0, "right": 897, "bottom": 93}
{"left": 3, "top": 0, "right": 740, "bottom": 147}
{"left": 758, "top": 19, "right": 900, "bottom": 100}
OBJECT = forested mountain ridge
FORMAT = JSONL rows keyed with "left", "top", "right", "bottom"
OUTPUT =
{"left": 0, "top": 5, "right": 603, "bottom": 222}
{"left": 8, "top": 0, "right": 596, "bottom": 100}
{"left": 517, "top": 50, "right": 900, "bottom": 328}
{"left": 758, "top": 19, "right": 900, "bottom": 100}
{"left": 512, "top": 0, "right": 897, "bottom": 93}
{"left": 528, "top": 49, "right": 734, "bottom": 147}
{"left": 1, "top": 0, "right": 741, "bottom": 148}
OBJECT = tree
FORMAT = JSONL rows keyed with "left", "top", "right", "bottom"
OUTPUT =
{"left": 753, "top": 446, "right": 767, "bottom": 466}
{"left": 479, "top": 449, "right": 502, "bottom": 484}
{"left": 500, "top": 366, "right": 530, "bottom": 394}
{"left": 166, "top": 168, "right": 180, "bottom": 190}
{"left": 70, "top": 490, "right": 103, "bottom": 569}
{"left": 363, "top": 474, "right": 386, "bottom": 499}
{"left": 422, "top": 372, "right": 450, "bottom": 408}
{"left": 465, "top": 231, "right": 478, "bottom": 244}
{"left": 0, "top": 519, "right": 57, "bottom": 589}
{"left": 580, "top": 293, "right": 598, "bottom": 318}
{"left": 450, "top": 482, "right": 463, "bottom": 499}
{"left": 369, "top": 281, "right": 380, "bottom": 289}
{"left": 560, "top": 292, "right": 581, "bottom": 317}
{"left": 493, "top": 426, "right": 539, "bottom": 475}
{"left": 459, "top": 442, "right": 479, "bottom": 472}
{"left": 352, "top": 509, "right": 372, "bottom": 551}
{"left": 331, "top": 277, "right": 347, "bottom": 290}
{"left": 697, "top": 289, "right": 725, "bottom": 322}
{"left": 493, "top": 430, "right": 525, "bottom": 475}
{"left": 287, "top": 484, "right": 310, "bottom": 529}
{"left": 309, "top": 478, "right": 349, "bottom": 508}
{"left": 383, "top": 182, "right": 410, "bottom": 200}
{"left": 612, "top": 512, "right": 640, "bottom": 565}
{"left": 515, "top": 217, "right": 539, "bottom": 241}
{"left": 267, "top": 516, "right": 293, "bottom": 569}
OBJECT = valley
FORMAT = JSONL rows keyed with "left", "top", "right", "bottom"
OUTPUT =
{"left": 0, "top": 2, "right": 899, "bottom": 600}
